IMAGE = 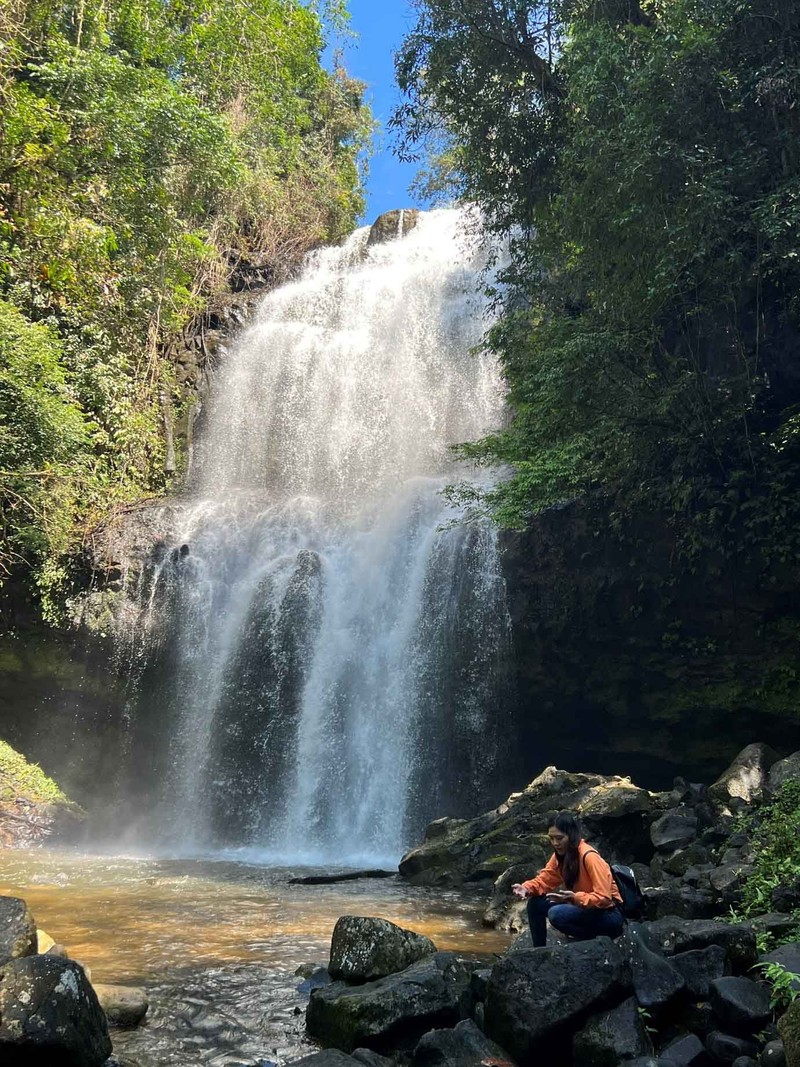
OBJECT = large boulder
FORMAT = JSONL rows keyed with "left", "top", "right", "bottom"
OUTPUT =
{"left": 659, "top": 1033, "right": 707, "bottom": 1066}
{"left": 759, "top": 945, "right": 800, "bottom": 995}
{"left": 644, "top": 918, "right": 757, "bottom": 973}
{"left": 291, "top": 1052, "right": 363, "bottom": 1067}
{"left": 767, "top": 752, "right": 800, "bottom": 795}
{"left": 412, "top": 1018, "right": 516, "bottom": 1067}
{"left": 0, "top": 896, "right": 37, "bottom": 963}
{"left": 670, "top": 945, "right": 727, "bottom": 998}
{"left": 621, "top": 925, "right": 685, "bottom": 1011}
{"left": 306, "top": 952, "right": 475, "bottom": 1053}
{"left": 708, "top": 744, "right": 780, "bottom": 809}
{"left": 367, "top": 210, "right": 420, "bottom": 246}
{"left": 400, "top": 766, "right": 652, "bottom": 887}
{"left": 706, "top": 1032, "right": 760, "bottom": 1062}
{"left": 329, "top": 917, "right": 436, "bottom": 983}
{"left": 778, "top": 1001, "right": 800, "bottom": 1067}
{"left": 651, "top": 809, "right": 699, "bottom": 852}
{"left": 573, "top": 996, "right": 652, "bottom": 1065}
{"left": 709, "top": 977, "right": 771, "bottom": 1034}
{"left": 483, "top": 938, "right": 631, "bottom": 1063}
{"left": 0, "top": 955, "right": 111, "bottom": 1066}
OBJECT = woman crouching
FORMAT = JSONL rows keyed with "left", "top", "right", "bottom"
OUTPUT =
{"left": 512, "top": 811, "right": 624, "bottom": 948}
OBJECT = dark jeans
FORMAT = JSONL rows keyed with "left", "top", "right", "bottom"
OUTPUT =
{"left": 526, "top": 895, "right": 624, "bottom": 948}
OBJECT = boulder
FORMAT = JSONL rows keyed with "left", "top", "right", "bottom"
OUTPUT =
{"left": 760, "top": 1040, "right": 786, "bottom": 1067}
{"left": 679, "top": 1002, "right": 717, "bottom": 1039}
{"left": 292, "top": 1052, "right": 363, "bottom": 1067}
{"left": 759, "top": 945, "right": 800, "bottom": 995}
{"left": 0, "top": 897, "right": 37, "bottom": 963}
{"left": 644, "top": 919, "right": 758, "bottom": 973}
{"left": 670, "top": 946, "right": 727, "bottom": 999}
{"left": 709, "top": 978, "right": 771, "bottom": 1035}
{"left": 622, "top": 925, "right": 685, "bottom": 1011}
{"left": 731, "top": 1059, "right": 760, "bottom": 1067}
{"left": 644, "top": 887, "right": 719, "bottom": 921}
{"left": 651, "top": 810, "right": 700, "bottom": 853}
{"left": 573, "top": 996, "right": 652, "bottom": 1065}
{"left": 483, "top": 865, "right": 531, "bottom": 931}
{"left": 329, "top": 917, "right": 436, "bottom": 983}
{"left": 399, "top": 766, "right": 652, "bottom": 887}
{"left": 708, "top": 745, "right": 780, "bottom": 809}
{"left": 778, "top": 1001, "right": 800, "bottom": 1067}
{"left": 352, "top": 1050, "right": 395, "bottom": 1067}
{"left": 659, "top": 1032, "right": 707, "bottom": 1066}
{"left": 412, "top": 1018, "right": 516, "bottom": 1067}
{"left": 92, "top": 983, "right": 149, "bottom": 1028}
{"left": 368, "top": 209, "right": 421, "bottom": 246}
{"left": 767, "top": 753, "right": 800, "bottom": 795}
{"left": 0, "top": 955, "right": 111, "bottom": 1066}
{"left": 306, "top": 952, "right": 474, "bottom": 1052}
{"left": 706, "top": 1032, "right": 760, "bottom": 1063}
{"left": 483, "top": 938, "right": 632, "bottom": 1062}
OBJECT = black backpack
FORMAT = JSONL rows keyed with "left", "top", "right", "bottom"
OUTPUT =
{"left": 583, "top": 850, "right": 646, "bottom": 920}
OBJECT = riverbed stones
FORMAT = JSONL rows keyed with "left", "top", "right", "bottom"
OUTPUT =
{"left": 623, "top": 924, "right": 685, "bottom": 1011}
{"left": 659, "top": 1032, "right": 707, "bottom": 1066}
{"left": 483, "top": 938, "right": 631, "bottom": 1063}
{"left": 329, "top": 917, "right": 436, "bottom": 983}
{"left": 0, "top": 955, "right": 111, "bottom": 1065}
{"left": 670, "top": 946, "right": 727, "bottom": 998}
{"left": 572, "top": 996, "right": 652, "bottom": 1065}
{"left": 306, "top": 951, "right": 474, "bottom": 1052}
{"left": 706, "top": 1032, "right": 761, "bottom": 1062}
{"left": 92, "top": 982, "right": 149, "bottom": 1028}
{"left": 0, "top": 896, "right": 37, "bottom": 962}
{"left": 412, "top": 1018, "right": 516, "bottom": 1067}
{"left": 709, "top": 978, "right": 771, "bottom": 1034}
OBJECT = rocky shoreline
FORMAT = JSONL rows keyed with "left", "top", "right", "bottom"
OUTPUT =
{"left": 2, "top": 741, "right": 800, "bottom": 1065}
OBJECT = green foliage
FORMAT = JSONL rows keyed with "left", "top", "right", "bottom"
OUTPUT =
{"left": 0, "top": 0, "right": 370, "bottom": 614}
{"left": 756, "top": 961, "right": 800, "bottom": 1013}
{"left": 395, "top": 0, "right": 800, "bottom": 570}
{"left": 734, "top": 781, "right": 800, "bottom": 948}
{"left": 0, "top": 737, "right": 69, "bottom": 804}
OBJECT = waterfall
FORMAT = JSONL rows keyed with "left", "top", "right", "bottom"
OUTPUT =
{"left": 122, "top": 209, "right": 513, "bottom": 865}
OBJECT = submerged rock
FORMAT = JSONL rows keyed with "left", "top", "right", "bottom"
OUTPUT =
{"left": 92, "top": 982, "right": 149, "bottom": 1028}
{"left": 329, "top": 916, "right": 436, "bottom": 983}
{"left": 0, "top": 955, "right": 111, "bottom": 1066}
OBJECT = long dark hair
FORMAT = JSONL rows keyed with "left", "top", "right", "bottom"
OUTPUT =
{"left": 552, "top": 811, "right": 582, "bottom": 889}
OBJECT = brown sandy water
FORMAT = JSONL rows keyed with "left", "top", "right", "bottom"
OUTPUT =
{"left": 0, "top": 851, "right": 511, "bottom": 1067}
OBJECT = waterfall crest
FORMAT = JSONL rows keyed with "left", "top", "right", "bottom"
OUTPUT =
{"left": 122, "top": 209, "right": 513, "bottom": 864}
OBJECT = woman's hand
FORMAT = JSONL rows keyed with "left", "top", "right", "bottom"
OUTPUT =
{"left": 511, "top": 883, "right": 530, "bottom": 899}
{"left": 545, "top": 890, "right": 575, "bottom": 902}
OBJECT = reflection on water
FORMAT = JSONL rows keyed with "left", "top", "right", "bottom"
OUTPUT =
{"left": 0, "top": 852, "right": 510, "bottom": 1067}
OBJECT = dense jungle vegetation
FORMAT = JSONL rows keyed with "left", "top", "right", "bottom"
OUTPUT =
{"left": 0, "top": 0, "right": 369, "bottom": 618}
{"left": 395, "top": 0, "right": 800, "bottom": 571}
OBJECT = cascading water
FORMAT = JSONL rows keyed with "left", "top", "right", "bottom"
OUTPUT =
{"left": 118, "top": 209, "right": 513, "bottom": 865}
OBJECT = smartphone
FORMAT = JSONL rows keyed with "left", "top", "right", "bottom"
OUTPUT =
{"left": 546, "top": 890, "right": 570, "bottom": 901}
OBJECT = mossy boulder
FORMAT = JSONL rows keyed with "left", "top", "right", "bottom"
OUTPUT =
{"left": 399, "top": 765, "right": 652, "bottom": 888}
{"left": 0, "top": 740, "right": 84, "bottom": 847}
{"left": 778, "top": 1001, "right": 800, "bottom": 1067}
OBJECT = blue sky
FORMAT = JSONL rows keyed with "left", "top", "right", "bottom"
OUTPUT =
{"left": 337, "top": 1, "right": 424, "bottom": 224}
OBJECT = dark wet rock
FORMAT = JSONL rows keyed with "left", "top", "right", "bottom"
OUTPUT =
{"left": 679, "top": 1002, "right": 716, "bottom": 1039}
{"left": 661, "top": 846, "right": 712, "bottom": 879}
{"left": 759, "top": 1039, "right": 786, "bottom": 1067}
{"left": 644, "top": 919, "right": 757, "bottom": 973}
{"left": 507, "top": 930, "right": 534, "bottom": 955}
{"left": 368, "top": 210, "right": 421, "bottom": 246}
{"left": 399, "top": 766, "right": 652, "bottom": 887}
{"left": 708, "top": 744, "right": 780, "bottom": 809}
{"left": 659, "top": 1033, "right": 708, "bottom": 1066}
{"left": 622, "top": 925, "right": 685, "bottom": 1011}
{"left": 329, "top": 917, "right": 436, "bottom": 983}
{"left": 652, "top": 810, "right": 700, "bottom": 853}
{"left": 291, "top": 1051, "right": 363, "bottom": 1067}
{"left": 483, "top": 937, "right": 631, "bottom": 1062}
{"left": 469, "top": 968, "right": 491, "bottom": 1003}
{"left": 771, "top": 886, "right": 800, "bottom": 914}
{"left": 767, "top": 752, "right": 800, "bottom": 795}
{"left": 670, "top": 946, "right": 727, "bottom": 999}
{"left": 352, "top": 1050, "right": 395, "bottom": 1067}
{"left": 644, "top": 887, "right": 719, "bottom": 921}
{"left": 306, "top": 951, "right": 474, "bottom": 1053}
{"left": 709, "top": 978, "right": 771, "bottom": 1034}
{"left": 0, "top": 955, "right": 111, "bottom": 1066}
{"left": 92, "top": 983, "right": 148, "bottom": 1028}
{"left": 705, "top": 1032, "right": 760, "bottom": 1063}
{"left": 758, "top": 945, "right": 800, "bottom": 994}
{"left": 0, "top": 896, "right": 37, "bottom": 963}
{"left": 732, "top": 1059, "right": 760, "bottom": 1067}
{"left": 573, "top": 996, "right": 652, "bottom": 1065}
{"left": 412, "top": 1018, "right": 516, "bottom": 1067}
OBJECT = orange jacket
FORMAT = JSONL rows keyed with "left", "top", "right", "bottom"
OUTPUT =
{"left": 520, "top": 839, "right": 622, "bottom": 909}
